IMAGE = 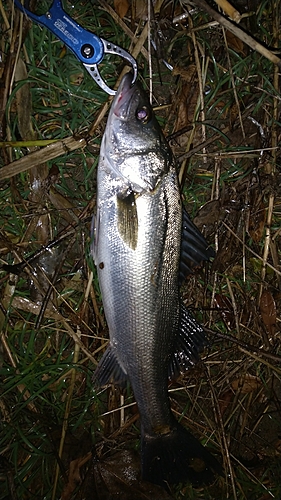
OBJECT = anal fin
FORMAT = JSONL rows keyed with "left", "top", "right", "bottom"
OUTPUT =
{"left": 93, "top": 345, "right": 128, "bottom": 389}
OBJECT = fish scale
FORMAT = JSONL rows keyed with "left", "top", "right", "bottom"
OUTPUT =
{"left": 92, "top": 72, "right": 221, "bottom": 490}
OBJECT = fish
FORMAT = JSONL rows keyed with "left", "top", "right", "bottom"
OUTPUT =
{"left": 92, "top": 72, "right": 220, "bottom": 490}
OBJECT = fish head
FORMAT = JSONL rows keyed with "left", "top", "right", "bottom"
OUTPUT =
{"left": 101, "top": 72, "right": 173, "bottom": 192}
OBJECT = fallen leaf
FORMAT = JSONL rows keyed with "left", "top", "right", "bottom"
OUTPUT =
{"left": 172, "top": 64, "right": 197, "bottom": 83}
{"left": 226, "top": 30, "right": 244, "bottom": 54}
{"left": 14, "top": 58, "right": 36, "bottom": 141}
{"left": 62, "top": 453, "right": 92, "bottom": 500}
{"left": 260, "top": 290, "right": 277, "bottom": 337}
{"left": 114, "top": 0, "right": 129, "bottom": 19}
{"left": 172, "top": 70, "right": 198, "bottom": 147}
{"left": 248, "top": 202, "right": 266, "bottom": 242}
{"left": 78, "top": 449, "right": 172, "bottom": 499}
{"left": 193, "top": 200, "right": 222, "bottom": 227}
{"left": 47, "top": 186, "right": 80, "bottom": 225}
{"left": 218, "top": 389, "right": 234, "bottom": 416}
{"left": 132, "top": 0, "right": 147, "bottom": 20}
{"left": 132, "top": 0, "right": 165, "bottom": 19}
{"left": 250, "top": 257, "right": 274, "bottom": 276}
{"left": 231, "top": 374, "right": 262, "bottom": 394}
{"left": 219, "top": 374, "right": 263, "bottom": 415}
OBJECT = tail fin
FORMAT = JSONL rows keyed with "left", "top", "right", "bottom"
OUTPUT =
{"left": 141, "top": 420, "right": 221, "bottom": 491}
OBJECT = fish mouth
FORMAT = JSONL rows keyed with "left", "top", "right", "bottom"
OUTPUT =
{"left": 112, "top": 72, "right": 137, "bottom": 119}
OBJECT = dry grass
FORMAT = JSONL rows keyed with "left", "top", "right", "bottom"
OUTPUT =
{"left": 0, "top": 1, "right": 280, "bottom": 498}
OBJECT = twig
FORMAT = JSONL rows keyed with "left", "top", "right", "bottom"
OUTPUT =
{"left": 0, "top": 135, "right": 87, "bottom": 180}
{"left": 0, "top": 329, "right": 38, "bottom": 413}
{"left": 259, "top": 194, "right": 274, "bottom": 296}
{"left": 178, "top": 130, "right": 229, "bottom": 161}
{"left": 192, "top": 0, "right": 281, "bottom": 67}
{"left": 97, "top": 0, "right": 149, "bottom": 60}
{"left": 213, "top": 0, "right": 242, "bottom": 23}
{"left": 206, "top": 328, "right": 281, "bottom": 365}
{"left": 206, "top": 366, "right": 237, "bottom": 500}
{"left": 222, "top": 221, "right": 281, "bottom": 277}
{"left": 221, "top": 25, "right": 245, "bottom": 139}
{"left": 226, "top": 277, "right": 240, "bottom": 337}
{"left": 35, "top": 235, "right": 77, "bottom": 329}
{"left": 188, "top": 11, "right": 206, "bottom": 158}
{"left": 52, "top": 328, "right": 81, "bottom": 500}
{"left": 238, "top": 346, "right": 281, "bottom": 374}
{"left": 0, "top": 0, "right": 10, "bottom": 30}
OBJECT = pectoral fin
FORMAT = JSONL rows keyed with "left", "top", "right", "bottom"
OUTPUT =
{"left": 117, "top": 191, "right": 138, "bottom": 250}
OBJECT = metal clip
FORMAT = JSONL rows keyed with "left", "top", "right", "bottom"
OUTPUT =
{"left": 14, "top": 0, "right": 137, "bottom": 95}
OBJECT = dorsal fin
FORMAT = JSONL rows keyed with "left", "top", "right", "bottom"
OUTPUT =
{"left": 180, "top": 208, "right": 215, "bottom": 285}
{"left": 168, "top": 302, "right": 208, "bottom": 381}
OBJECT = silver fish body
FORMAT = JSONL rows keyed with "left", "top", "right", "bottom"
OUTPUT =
{"left": 92, "top": 72, "right": 220, "bottom": 489}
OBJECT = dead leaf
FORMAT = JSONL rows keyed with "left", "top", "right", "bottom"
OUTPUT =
{"left": 231, "top": 374, "right": 262, "bottom": 394}
{"left": 114, "top": 0, "right": 129, "bottom": 19}
{"left": 132, "top": 0, "right": 166, "bottom": 20}
{"left": 14, "top": 58, "right": 36, "bottom": 141}
{"left": 172, "top": 71, "right": 198, "bottom": 147}
{"left": 193, "top": 200, "right": 222, "bottom": 227}
{"left": 47, "top": 186, "right": 80, "bottom": 225}
{"left": 218, "top": 389, "right": 234, "bottom": 416}
{"left": 226, "top": 30, "right": 244, "bottom": 54}
{"left": 248, "top": 202, "right": 265, "bottom": 242}
{"left": 260, "top": 290, "right": 277, "bottom": 337}
{"left": 174, "top": 83, "right": 190, "bottom": 137}
{"left": 219, "top": 375, "right": 263, "bottom": 415}
{"left": 172, "top": 64, "right": 197, "bottom": 83}
{"left": 132, "top": 0, "right": 147, "bottom": 20}
{"left": 70, "top": 72, "right": 84, "bottom": 85}
{"left": 269, "top": 240, "right": 281, "bottom": 282}
{"left": 78, "top": 449, "right": 172, "bottom": 499}
{"left": 154, "top": 0, "right": 166, "bottom": 14}
{"left": 62, "top": 453, "right": 92, "bottom": 500}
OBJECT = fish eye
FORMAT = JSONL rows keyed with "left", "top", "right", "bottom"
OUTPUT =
{"left": 136, "top": 106, "right": 150, "bottom": 123}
